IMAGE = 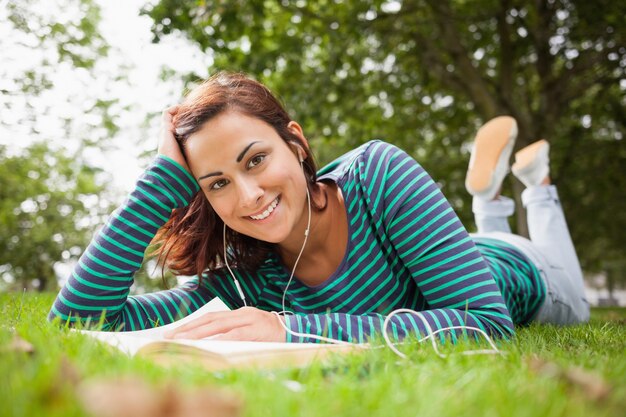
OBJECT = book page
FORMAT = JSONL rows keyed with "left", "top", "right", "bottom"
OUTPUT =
{"left": 118, "top": 297, "right": 230, "bottom": 338}
{"left": 136, "top": 338, "right": 362, "bottom": 370}
{"left": 74, "top": 297, "right": 230, "bottom": 353}
{"left": 81, "top": 331, "right": 155, "bottom": 356}
{"left": 163, "top": 339, "right": 351, "bottom": 355}
{"left": 75, "top": 298, "right": 367, "bottom": 365}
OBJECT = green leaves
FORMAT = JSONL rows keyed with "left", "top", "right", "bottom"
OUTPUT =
{"left": 143, "top": 0, "right": 626, "bottom": 281}
{"left": 0, "top": 143, "right": 107, "bottom": 291}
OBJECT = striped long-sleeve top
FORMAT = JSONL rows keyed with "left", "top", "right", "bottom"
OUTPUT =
{"left": 49, "top": 140, "right": 545, "bottom": 342}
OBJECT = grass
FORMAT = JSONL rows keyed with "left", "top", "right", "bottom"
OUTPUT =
{"left": 1, "top": 292, "right": 625, "bottom": 417}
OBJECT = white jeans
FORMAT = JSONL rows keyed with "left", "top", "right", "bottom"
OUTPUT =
{"left": 471, "top": 185, "right": 590, "bottom": 325}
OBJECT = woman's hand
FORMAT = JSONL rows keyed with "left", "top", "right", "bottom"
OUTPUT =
{"left": 158, "top": 105, "right": 190, "bottom": 172}
{"left": 164, "top": 307, "right": 287, "bottom": 342}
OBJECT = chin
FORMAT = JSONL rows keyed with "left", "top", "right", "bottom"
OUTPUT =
{"left": 256, "top": 231, "right": 291, "bottom": 244}
{"left": 235, "top": 226, "right": 290, "bottom": 244}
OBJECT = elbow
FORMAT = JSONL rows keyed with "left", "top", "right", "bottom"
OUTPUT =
{"left": 499, "top": 320, "right": 516, "bottom": 340}
{"left": 471, "top": 307, "right": 515, "bottom": 341}
{"left": 47, "top": 305, "right": 73, "bottom": 328}
{"left": 488, "top": 313, "right": 516, "bottom": 341}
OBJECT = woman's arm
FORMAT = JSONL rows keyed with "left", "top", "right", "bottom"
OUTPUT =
{"left": 48, "top": 107, "right": 220, "bottom": 330}
{"left": 47, "top": 155, "right": 218, "bottom": 330}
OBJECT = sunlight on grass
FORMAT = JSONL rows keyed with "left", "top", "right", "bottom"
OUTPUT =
{"left": 1, "top": 292, "right": 624, "bottom": 417}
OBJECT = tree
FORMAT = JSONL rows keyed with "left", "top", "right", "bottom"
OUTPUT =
{"left": 1, "top": 0, "right": 166, "bottom": 292}
{"left": 0, "top": 143, "right": 109, "bottom": 291}
{"left": 143, "top": 0, "right": 626, "bottom": 277}
{"left": 0, "top": 0, "right": 122, "bottom": 150}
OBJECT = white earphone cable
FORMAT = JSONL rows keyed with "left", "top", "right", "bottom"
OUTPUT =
{"left": 223, "top": 223, "right": 247, "bottom": 307}
{"left": 382, "top": 309, "right": 504, "bottom": 358}
{"left": 280, "top": 158, "right": 311, "bottom": 316}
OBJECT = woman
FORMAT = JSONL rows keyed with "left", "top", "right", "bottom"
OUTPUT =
{"left": 48, "top": 72, "right": 589, "bottom": 343}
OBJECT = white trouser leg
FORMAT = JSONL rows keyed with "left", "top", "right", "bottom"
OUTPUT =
{"left": 472, "top": 186, "right": 590, "bottom": 325}
{"left": 522, "top": 186, "right": 585, "bottom": 296}
{"left": 522, "top": 185, "right": 589, "bottom": 323}
{"left": 472, "top": 196, "right": 515, "bottom": 234}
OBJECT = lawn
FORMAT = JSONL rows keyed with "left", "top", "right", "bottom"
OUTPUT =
{"left": 1, "top": 292, "right": 624, "bottom": 417}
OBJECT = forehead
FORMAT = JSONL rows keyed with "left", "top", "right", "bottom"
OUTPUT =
{"left": 189, "top": 112, "right": 282, "bottom": 149}
{"left": 184, "top": 111, "right": 285, "bottom": 169}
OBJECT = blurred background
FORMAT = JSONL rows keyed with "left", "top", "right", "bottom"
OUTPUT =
{"left": 1, "top": 0, "right": 624, "bottom": 305}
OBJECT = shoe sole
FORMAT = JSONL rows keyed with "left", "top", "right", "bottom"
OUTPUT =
{"left": 465, "top": 116, "right": 517, "bottom": 196}
{"left": 512, "top": 139, "right": 549, "bottom": 173}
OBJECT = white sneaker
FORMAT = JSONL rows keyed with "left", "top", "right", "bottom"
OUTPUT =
{"left": 511, "top": 140, "right": 550, "bottom": 188}
{"left": 465, "top": 116, "right": 517, "bottom": 200}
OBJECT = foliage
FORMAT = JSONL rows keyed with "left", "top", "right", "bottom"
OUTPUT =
{"left": 0, "top": 0, "right": 116, "bottom": 292}
{"left": 0, "top": 0, "right": 174, "bottom": 292}
{"left": 143, "top": 0, "right": 626, "bottom": 279}
{"left": 1, "top": 293, "right": 625, "bottom": 417}
{"left": 0, "top": 140, "right": 172, "bottom": 293}
{"left": 0, "top": 144, "right": 110, "bottom": 291}
{"left": 0, "top": 0, "right": 123, "bottom": 148}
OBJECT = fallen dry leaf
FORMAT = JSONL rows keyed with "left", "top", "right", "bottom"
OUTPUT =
{"left": 78, "top": 377, "right": 163, "bottom": 417}
{"left": 527, "top": 355, "right": 612, "bottom": 401}
{"left": 562, "top": 366, "right": 612, "bottom": 401}
{"left": 164, "top": 383, "right": 243, "bottom": 417}
{"left": 78, "top": 377, "right": 242, "bottom": 417}
{"left": 57, "top": 355, "right": 82, "bottom": 385}
{"left": 7, "top": 334, "right": 35, "bottom": 354}
{"left": 40, "top": 356, "right": 84, "bottom": 407}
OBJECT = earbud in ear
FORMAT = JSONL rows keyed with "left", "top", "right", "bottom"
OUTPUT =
{"left": 289, "top": 142, "right": 306, "bottom": 163}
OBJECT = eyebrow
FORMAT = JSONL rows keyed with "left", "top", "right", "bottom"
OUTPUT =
{"left": 198, "top": 171, "right": 223, "bottom": 181}
{"left": 237, "top": 141, "right": 260, "bottom": 162}
{"left": 197, "top": 141, "right": 261, "bottom": 181}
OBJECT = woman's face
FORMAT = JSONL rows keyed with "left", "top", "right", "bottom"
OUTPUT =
{"left": 184, "top": 111, "right": 309, "bottom": 244}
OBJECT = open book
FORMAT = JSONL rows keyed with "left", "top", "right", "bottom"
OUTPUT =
{"left": 76, "top": 298, "right": 362, "bottom": 370}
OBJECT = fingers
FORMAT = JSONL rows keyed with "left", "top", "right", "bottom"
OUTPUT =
{"left": 166, "top": 314, "right": 240, "bottom": 339}
{"left": 163, "top": 308, "right": 286, "bottom": 342}
{"left": 166, "top": 310, "right": 232, "bottom": 336}
{"left": 157, "top": 104, "right": 190, "bottom": 171}
{"left": 161, "top": 106, "right": 179, "bottom": 134}
{"left": 163, "top": 105, "right": 180, "bottom": 118}
{"left": 211, "top": 327, "right": 250, "bottom": 341}
{"left": 161, "top": 106, "right": 176, "bottom": 128}
{"left": 165, "top": 308, "right": 259, "bottom": 340}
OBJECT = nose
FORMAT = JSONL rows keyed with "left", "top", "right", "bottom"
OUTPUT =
{"left": 237, "top": 178, "right": 263, "bottom": 209}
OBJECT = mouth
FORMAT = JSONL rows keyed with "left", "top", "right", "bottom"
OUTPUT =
{"left": 248, "top": 196, "right": 280, "bottom": 221}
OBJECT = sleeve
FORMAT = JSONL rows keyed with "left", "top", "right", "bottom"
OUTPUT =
{"left": 47, "top": 156, "right": 219, "bottom": 331}
{"left": 283, "top": 141, "right": 515, "bottom": 343}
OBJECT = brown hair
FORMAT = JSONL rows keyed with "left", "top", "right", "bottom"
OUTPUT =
{"left": 153, "top": 72, "right": 324, "bottom": 281}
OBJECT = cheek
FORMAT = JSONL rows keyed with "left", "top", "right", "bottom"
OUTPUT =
{"left": 205, "top": 193, "right": 234, "bottom": 220}
{"left": 269, "top": 160, "right": 306, "bottom": 188}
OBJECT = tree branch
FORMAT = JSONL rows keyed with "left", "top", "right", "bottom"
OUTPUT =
{"left": 409, "top": 30, "right": 468, "bottom": 94}
{"left": 526, "top": 0, "right": 558, "bottom": 132}
{"left": 552, "top": 47, "right": 619, "bottom": 109}
{"left": 422, "top": 0, "right": 501, "bottom": 118}
{"left": 497, "top": 0, "right": 514, "bottom": 106}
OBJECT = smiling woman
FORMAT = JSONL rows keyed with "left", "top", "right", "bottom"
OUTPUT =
{"left": 156, "top": 75, "right": 332, "bottom": 286}
{"left": 48, "top": 72, "right": 589, "bottom": 344}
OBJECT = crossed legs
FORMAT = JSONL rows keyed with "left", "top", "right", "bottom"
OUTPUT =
{"left": 467, "top": 117, "right": 589, "bottom": 324}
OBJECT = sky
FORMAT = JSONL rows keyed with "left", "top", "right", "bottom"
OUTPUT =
{"left": 1, "top": 0, "right": 211, "bottom": 193}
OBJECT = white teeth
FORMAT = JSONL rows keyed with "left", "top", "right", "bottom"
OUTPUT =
{"left": 250, "top": 198, "right": 279, "bottom": 220}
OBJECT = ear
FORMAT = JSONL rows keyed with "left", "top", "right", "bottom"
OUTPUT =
{"left": 287, "top": 121, "right": 309, "bottom": 161}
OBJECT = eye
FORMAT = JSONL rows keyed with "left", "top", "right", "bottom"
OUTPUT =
{"left": 210, "top": 178, "right": 229, "bottom": 190}
{"left": 247, "top": 154, "right": 266, "bottom": 169}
